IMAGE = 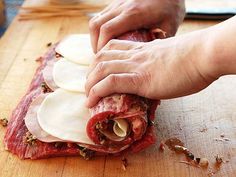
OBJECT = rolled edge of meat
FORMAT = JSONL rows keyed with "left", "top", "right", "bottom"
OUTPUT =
{"left": 86, "top": 29, "right": 163, "bottom": 153}
{"left": 87, "top": 94, "right": 159, "bottom": 153}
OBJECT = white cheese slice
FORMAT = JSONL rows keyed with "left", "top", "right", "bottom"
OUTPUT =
{"left": 24, "top": 94, "right": 62, "bottom": 142}
{"left": 53, "top": 58, "right": 89, "bottom": 93}
{"left": 37, "top": 88, "right": 94, "bottom": 144}
{"left": 113, "top": 119, "right": 129, "bottom": 137}
{"left": 55, "top": 34, "right": 94, "bottom": 65}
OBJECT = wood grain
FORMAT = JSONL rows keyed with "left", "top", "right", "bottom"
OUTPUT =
{"left": 0, "top": 0, "right": 235, "bottom": 177}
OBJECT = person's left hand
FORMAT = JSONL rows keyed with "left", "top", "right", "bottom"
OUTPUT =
{"left": 89, "top": 0, "right": 185, "bottom": 52}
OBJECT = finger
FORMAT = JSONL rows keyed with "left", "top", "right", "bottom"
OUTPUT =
{"left": 97, "top": 13, "right": 142, "bottom": 51}
{"left": 89, "top": 10, "right": 120, "bottom": 53}
{"left": 85, "top": 60, "right": 133, "bottom": 96}
{"left": 86, "top": 73, "right": 142, "bottom": 108}
{"left": 87, "top": 49, "right": 134, "bottom": 78}
{"left": 102, "top": 39, "right": 142, "bottom": 51}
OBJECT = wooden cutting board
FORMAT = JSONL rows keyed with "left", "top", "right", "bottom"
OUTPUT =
{"left": 0, "top": 0, "right": 235, "bottom": 176}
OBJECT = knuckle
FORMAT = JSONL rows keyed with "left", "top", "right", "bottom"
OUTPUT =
{"left": 132, "top": 51, "right": 147, "bottom": 62}
{"left": 130, "top": 54, "right": 142, "bottom": 62}
{"left": 106, "top": 39, "right": 118, "bottom": 49}
{"left": 95, "top": 51, "right": 106, "bottom": 62}
{"left": 100, "top": 23, "right": 112, "bottom": 34}
{"left": 95, "top": 61, "right": 106, "bottom": 74}
{"left": 89, "top": 18, "right": 99, "bottom": 30}
{"left": 107, "top": 74, "right": 118, "bottom": 85}
{"left": 89, "top": 86, "right": 97, "bottom": 97}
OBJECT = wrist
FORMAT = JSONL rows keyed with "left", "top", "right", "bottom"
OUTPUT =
{"left": 181, "top": 28, "right": 219, "bottom": 84}
{"left": 204, "top": 17, "right": 236, "bottom": 77}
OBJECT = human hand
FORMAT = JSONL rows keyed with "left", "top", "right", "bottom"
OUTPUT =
{"left": 85, "top": 30, "right": 219, "bottom": 108}
{"left": 89, "top": 0, "right": 185, "bottom": 52}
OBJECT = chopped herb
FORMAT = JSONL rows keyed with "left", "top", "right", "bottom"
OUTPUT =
{"left": 47, "top": 42, "right": 52, "bottom": 47}
{"left": 174, "top": 145, "right": 187, "bottom": 153}
{"left": 55, "top": 53, "right": 61, "bottom": 58}
{"left": 54, "top": 142, "right": 64, "bottom": 148}
{"left": 41, "top": 82, "right": 52, "bottom": 93}
{"left": 186, "top": 152, "right": 194, "bottom": 160}
{"left": 223, "top": 138, "right": 230, "bottom": 141}
{"left": 220, "top": 133, "right": 225, "bottom": 138}
{"left": 67, "top": 143, "right": 73, "bottom": 148}
{"left": 198, "top": 158, "right": 209, "bottom": 167}
{"left": 0, "top": 118, "right": 8, "bottom": 127}
{"left": 196, "top": 157, "right": 201, "bottom": 164}
{"left": 96, "top": 122, "right": 103, "bottom": 129}
{"left": 23, "top": 132, "right": 37, "bottom": 145}
{"left": 79, "top": 147, "right": 95, "bottom": 160}
{"left": 148, "top": 120, "right": 155, "bottom": 126}
{"left": 121, "top": 157, "right": 128, "bottom": 170}
{"left": 35, "top": 57, "right": 42, "bottom": 62}
{"left": 215, "top": 155, "right": 223, "bottom": 164}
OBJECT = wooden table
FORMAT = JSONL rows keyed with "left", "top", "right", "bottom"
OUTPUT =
{"left": 0, "top": 0, "right": 235, "bottom": 176}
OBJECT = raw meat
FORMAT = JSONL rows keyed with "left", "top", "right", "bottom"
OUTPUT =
{"left": 4, "top": 29, "right": 160, "bottom": 159}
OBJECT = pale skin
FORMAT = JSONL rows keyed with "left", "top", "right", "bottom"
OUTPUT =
{"left": 85, "top": 0, "right": 236, "bottom": 108}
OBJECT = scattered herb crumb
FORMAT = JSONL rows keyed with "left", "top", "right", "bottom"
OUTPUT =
{"left": 55, "top": 53, "right": 61, "bottom": 58}
{"left": 0, "top": 118, "right": 8, "bottom": 127}
{"left": 214, "top": 137, "right": 230, "bottom": 142}
{"left": 23, "top": 131, "right": 37, "bottom": 145}
{"left": 41, "top": 82, "right": 52, "bottom": 93}
{"left": 121, "top": 157, "right": 128, "bottom": 171}
{"left": 46, "top": 42, "right": 52, "bottom": 47}
{"left": 198, "top": 158, "right": 209, "bottom": 167}
{"left": 213, "top": 138, "right": 224, "bottom": 142}
{"left": 165, "top": 137, "right": 184, "bottom": 151}
{"left": 223, "top": 138, "right": 230, "bottom": 141}
{"left": 220, "top": 133, "right": 225, "bottom": 138}
{"left": 199, "top": 127, "right": 208, "bottom": 133}
{"left": 54, "top": 142, "right": 64, "bottom": 148}
{"left": 215, "top": 154, "right": 223, "bottom": 164}
{"left": 35, "top": 57, "right": 42, "bottom": 62}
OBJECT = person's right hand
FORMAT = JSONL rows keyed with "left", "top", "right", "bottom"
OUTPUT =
{"left": 85, "top": 28, "right": 220, "bottom": 108}
{"left": 89, "top": 0, "right": 185, "bottom": 52}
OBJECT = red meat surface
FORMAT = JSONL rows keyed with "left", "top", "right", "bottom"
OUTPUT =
{"left": 4, "top": 29, "right": 160, "bottom": 159}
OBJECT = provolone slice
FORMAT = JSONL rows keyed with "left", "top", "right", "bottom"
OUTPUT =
{"left": 24, "top": 94, "right": 62, "bottom": 142}
{"left": 113, "top": 119, "right": 129, "bottom": 137}
{"left": 53, "top": 58, "right": 89, "bottom": 92}
{"left": 37, "top": 88, "right": 94, "bottom": 144}
{"left": 55, "top": 34, "right": 94, "bottom": 65}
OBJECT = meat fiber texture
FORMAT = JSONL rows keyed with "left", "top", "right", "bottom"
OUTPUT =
{"left": 4, "top": 29, "right": 160, "bottom": 159}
